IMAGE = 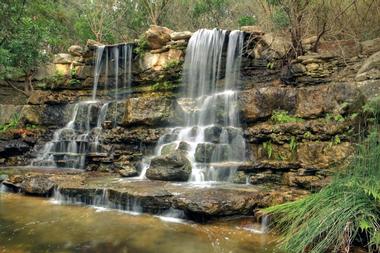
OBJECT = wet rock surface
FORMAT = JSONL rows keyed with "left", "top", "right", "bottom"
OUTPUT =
{"left": 0, "top": 168, "right": 308, "bottom": 221}
{"left": 146, "top": 151, "right": 192, "bottom": 181}
{"left": 0, "top": 27, "right": 379, "bottom": 196}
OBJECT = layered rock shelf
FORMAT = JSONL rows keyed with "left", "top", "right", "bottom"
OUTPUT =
{"left": 0, "top": 168, "right": 307, "bottom": 221}
{"left": 1, "top": 24, "right": 380, "bottom": 203}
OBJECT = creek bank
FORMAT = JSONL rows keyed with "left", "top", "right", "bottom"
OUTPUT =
{"left": 0, "top": 167, "right": 307, "bottom": 222}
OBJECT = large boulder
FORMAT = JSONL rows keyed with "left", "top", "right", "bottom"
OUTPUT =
{"left": 86, "top": 39, "right": 104, "bottom": 47}
{"left": 0, "top": 105, "right": 23, "bottom": 125}
{"left": 20, "top": 175, "right": 56, "bottom": 196}
{"left": 0, "top": 140, "right": 30, "bottom": 157}
{"left": 146, "top": 151, "right": 192, "bottom": 181}
{"left": 33, "top": 63, "right": 59, "bottom": 81}
{"left": 122, "top": 95, "right": 180, "bottom": 126}
{"left": 240, "top": 83, "right": 361, "bottom": 122}
{"left": 20, "top": 105, "right": 42, "bottom": 125}
{"left": 144, "top": 25, "right": 173, "bottom": 50}
{"left": 297, "top": 141, "right": 353, "bottom": 169}
{"left": 239, "top": 87, "right": 297, "bottom": 123}
{"left": 139, "top": 49, "right": 184, "bottom": 71}
{"left": 360, "top": 37, "right": 380, "bottom": 56}
{"left": 118, "top": 165, "right": 138, "bottom": 177}
{"left": 53, "top": 53, "right": 75, "bottom": 64}
{"left": 261, "top": 33, "right": 291, "bottom": 58}
{"left": 282, "top": 172, "right": 326, "bottom": 189}
{"left": 240, "top": 26, "right": 264, "bottom": 35}
{"left": 295, "top": 85, "right": 335, "bottom": 118}
{"left": 318, "top": 40, "right": 361, "bottom": 58}
{"left": 68, "top": 45, "right": 84, "bottom": 56}
{"left": 20, "top": 104, "right": 73, "bottom": 127}
{"left": 170, "top": 31, "right": 192, "bottom": 41}
{"left": 356, "top": 51, "right": 380, "bottom": 81}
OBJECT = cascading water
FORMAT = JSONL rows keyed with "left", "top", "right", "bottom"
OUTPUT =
{"left": 32, "top": 44, "right": 133, "bottom": 169}
{"left": 140, "top": 29, "right": 246, "bottom": 183}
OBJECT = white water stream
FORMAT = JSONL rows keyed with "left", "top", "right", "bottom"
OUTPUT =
{"left": 139, "top": 29, "right": 246, "bottom": 183}
{"left": 32, "top": 44, "right": 133, "bottom": 169}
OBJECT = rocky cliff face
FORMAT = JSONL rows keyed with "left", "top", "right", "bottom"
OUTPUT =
{"left": 1, "top": 25, "right": 380, "bottom": 192}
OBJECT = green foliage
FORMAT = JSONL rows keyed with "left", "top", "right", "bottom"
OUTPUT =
{"left": 134, "top": 36, "right": 149, "bottom": 57}
{"left": 263, "top": 141, "right": 273, "bottom": 159}
{"left": 238, "top": 15, "right": 257, "bottom": 27}
{"left": 303, "top": 131, "right": 314, "bottom": 139}
{"left": 68, "top": 78, "right": 81, "bottom": 86}
{"left": 151, "top": 81, "right": 175, "bottom": 91}
{"left": 325, "top": 113, "right": 345, "bottom": 123}
{"left": 68, "top": 68, "right": 80, "bottom": 86}
{"left": 0, "top": 0, "right": 66, "bottom": 88}
{"left": 272, "top": 8, "right": 290, "bottom": 29}
{"left": 266, "top": 62, "right": 275, "bottom": 69}
{"left": 50, "top": 71, "right": 66, "bottom": 85}
{"left": 192, "top": 0, "right": 229, "bottom": 17}
{"left": 0, "top": 114, "right": 20, "bottom": 133}
{"left": 332, "top": 135, "right": 341, "bottom": 145}
{"left": 289, "top": 136, "right": 297, "bottom": 153}
{"left": 265, "top": 130, "right": 380, "bottom": 253}
{"left": 25, "top": 124, "right": 38, "bottom": 130}
{"left": 363, "top": 96, "right": 380, "bottom": 121}
{"left": 191, "top": 0, "right": 231, "bottom": 27}
{"left": 266, "top": 0, "right": 282, "bottom": 6}
{"left": 271, "top": 110, "right": 304, "bottom": 124}
{"left": 163, "top": 60, "right": 181, "bottom": 70}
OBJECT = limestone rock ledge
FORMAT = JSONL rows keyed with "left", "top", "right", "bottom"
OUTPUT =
{"left": 0, "top": 168, "right": 308, "bottom": 222}
{"left": 0, "top": 26, "right": 379, "bottom": 192}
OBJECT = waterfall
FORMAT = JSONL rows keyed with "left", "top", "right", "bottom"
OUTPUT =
{"left": 140, "top": 29, "right": 246, "bottom": 183}
{"left": 32, "top": 44, "right": 133, "bottom": 169}
{"left": 92, "top": 45, "right": 105, "bottom": 100}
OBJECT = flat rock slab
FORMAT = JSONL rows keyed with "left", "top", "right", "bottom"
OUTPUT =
{"left": 0, "top": 167, "right": 308, "bottom": 221}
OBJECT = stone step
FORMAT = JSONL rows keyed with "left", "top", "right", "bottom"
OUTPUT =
{"left": 86, "top": 152, "right": 108, "bottom": 158}
{"left": 2, "top": 170, "right": 309, "bottom": 222}
{"left": 49, "top": 152, "right": 86, "bottom": 157}
{"left": 197, "top": 162, "right": 253, "bottom": 170}
{"left": 52, "top": 140, "right": 89, "bottom": 144}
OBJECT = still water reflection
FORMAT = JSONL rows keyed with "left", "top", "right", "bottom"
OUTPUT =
{"left": 0, "top": 192, "right": 280, "bottom": 253}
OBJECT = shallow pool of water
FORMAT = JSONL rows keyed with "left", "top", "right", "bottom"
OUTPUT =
{"left": 0, "top": 192, "right": 281, "bottom": 253}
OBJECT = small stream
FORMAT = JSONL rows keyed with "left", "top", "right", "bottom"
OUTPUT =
{"left": 0, "top": 192, "right": 280, "bottom": 253}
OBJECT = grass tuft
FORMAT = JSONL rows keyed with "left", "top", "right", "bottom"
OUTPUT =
{"left": 264, "top": 129, "right": 380, "bottom": 253}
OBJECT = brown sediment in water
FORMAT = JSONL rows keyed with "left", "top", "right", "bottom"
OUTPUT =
{"left": 0, "top": 192, "right": 281, "bottom": 253}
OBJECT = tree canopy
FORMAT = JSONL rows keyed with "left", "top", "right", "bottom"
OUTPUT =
{"left": 0, "top": 0, "right": 379, "bottom": 94}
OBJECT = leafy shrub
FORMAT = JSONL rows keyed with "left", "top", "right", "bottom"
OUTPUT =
{"left": 134, "top": 36, "right": 148, "bottom": 57}
{"left": 271, "top": 110, "right": 304, "bottom": 124}
{"left": 151, "top": 81, "right": 175, "bottom": 91}
{"left": 303, "top": 131, "right": 314, "bottom": 139}
{"left": 265, "top": 130, "right": 380, "bottom": 253}
{"left": 0, "top": 114, "right": 20, "bottom": 133}
{"left": 363, "top": 96, "right": 380, "bottom": 122}
{"left": 163, "top": 60, "right": 181, "bottom": 70}
{"left": 238, "top": 15, "right": 257, "bottom": 27}
{"left": 272, "top": 8, "right": 289, "bottom": 29}
{"left": 325, "top": 113, "right": 345, "bottom": 123}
